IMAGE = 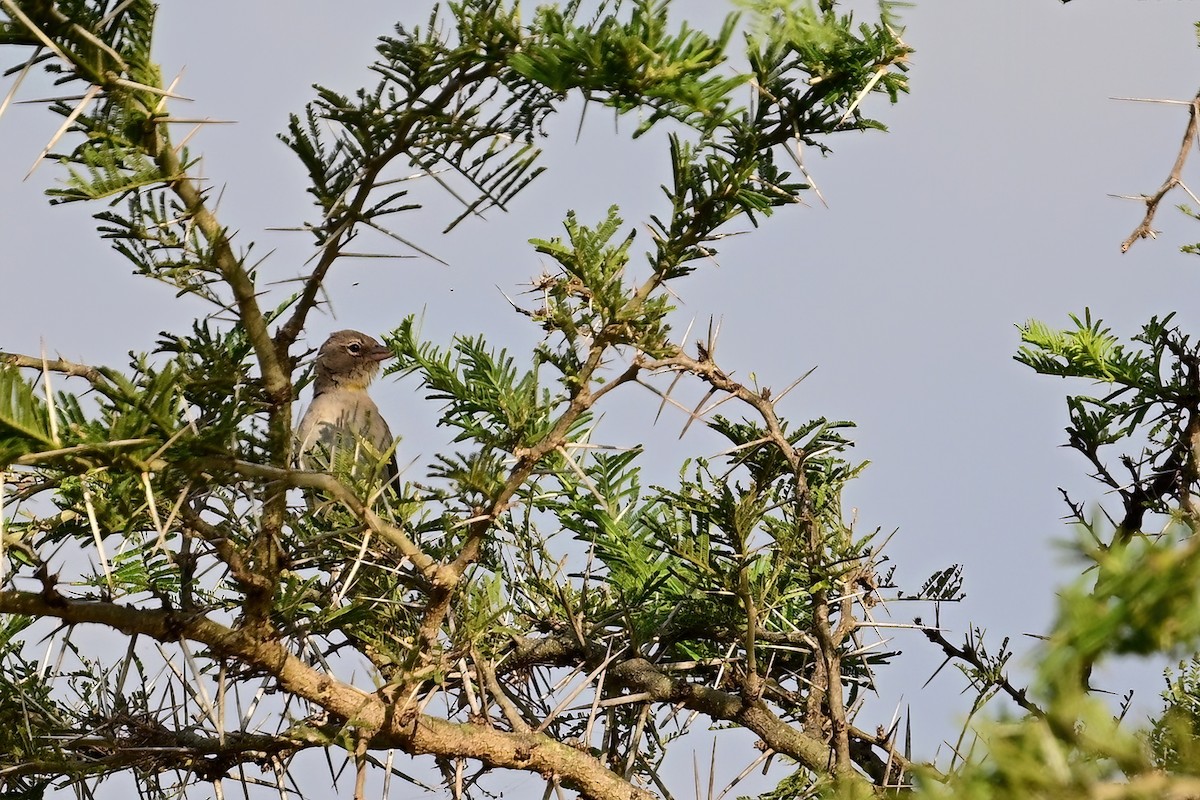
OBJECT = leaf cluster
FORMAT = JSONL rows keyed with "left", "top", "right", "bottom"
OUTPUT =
{"left": 1018, "top": 311, "right": 1200, "bottom": 539}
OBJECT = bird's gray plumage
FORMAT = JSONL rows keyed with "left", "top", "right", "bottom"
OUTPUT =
{"left": 295, "top": 330, "right": 397, "bottom": 483}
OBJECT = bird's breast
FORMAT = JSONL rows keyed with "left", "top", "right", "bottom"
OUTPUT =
{"left": 295, "top": 390, "right": 394, "bottom": 469}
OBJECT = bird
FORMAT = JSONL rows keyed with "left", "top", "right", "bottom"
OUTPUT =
{"left": 295, "top": 330, "right": 398, "bottom": 486}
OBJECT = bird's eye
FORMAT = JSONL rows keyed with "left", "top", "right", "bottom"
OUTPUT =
{"left": 347, "top": 342, "right": 362, "bottom": 355}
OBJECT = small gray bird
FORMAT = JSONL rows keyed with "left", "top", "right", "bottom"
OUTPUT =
{"left": 295, "top": 330, "right": 398, "bottom": 484}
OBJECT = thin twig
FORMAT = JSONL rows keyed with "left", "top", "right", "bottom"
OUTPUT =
{"left": 919, "top": 623, "right": 1045, "bottom": 718}
{"left": 1120, "top": 89, "right": 1200, "bottom": 253}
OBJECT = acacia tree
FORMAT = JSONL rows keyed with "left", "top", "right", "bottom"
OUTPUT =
{"left": 6, "top": 2, "right": 1200, "bottom": 800}
{"left": 0, "top": 1, "right": 921, "bottom": 798}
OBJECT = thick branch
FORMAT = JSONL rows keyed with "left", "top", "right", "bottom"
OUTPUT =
{"left": 507, "top": 636, "right": 877, "bottom": 790}
{"left": 605, "top": 657, "right": 857, "bottom": 783}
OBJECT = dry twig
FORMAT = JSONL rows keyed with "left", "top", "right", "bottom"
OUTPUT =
{"left": 1120, "top": 90, "right": 1200, "bottom": 253}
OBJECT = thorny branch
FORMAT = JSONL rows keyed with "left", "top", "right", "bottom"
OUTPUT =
{"left": 415, "top": 332, "right": 646, "bottom": 651}
{"left": 0, "top": 724, "right": 306, "bottom": 782}
{"left": 505, "top": 634, "right": 836, "bottom": 777}
{"left": 505, "top": 631, "right": 934, "bottom": 787}
{"left": 639, "top": 345, "right": 857, "bottom": 774}
{"left": 919, "top": 622, "right": 1045, "bottom": 719}
{"left": 216, "top": 459, "right": 439, "bottom": 579}
{"left": 1121, "top": 89, "right": 1200, "bottom": 253}
{"left": 0, "top": 351, "right": 108, "bottom": 385}
{"left": 273, "top": 63, "right": 496, "bottom": 353}
{"left": 848, "top": 723, "right": 927, "bottom": 787}
{"left": 0, "top": 588, "right": 654, "bottom": 800}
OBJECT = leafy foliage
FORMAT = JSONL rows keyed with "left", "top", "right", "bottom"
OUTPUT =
{"left": 0, "top": 2, "right": 917, "bottom": 796}
{"left": 1152, "top": 656, "right": 1200, "bottom": 773}
{"left": 16, "top": 1, "right": 1200, "bottom": 800}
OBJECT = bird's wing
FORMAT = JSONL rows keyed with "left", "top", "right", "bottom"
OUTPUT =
{"left": 294, "top": 396, "right": 328, "bottom": 469}
{"left": 356, "top": 396, "right": 399, "bottom": 484}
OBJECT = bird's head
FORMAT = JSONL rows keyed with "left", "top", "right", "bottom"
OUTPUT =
{"left": 312, "top": 330, "right": 393, "bottom": 393}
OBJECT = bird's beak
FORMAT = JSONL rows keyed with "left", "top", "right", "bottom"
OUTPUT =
{"left": 368, "top": 343, "right": 394, "bottom": 362}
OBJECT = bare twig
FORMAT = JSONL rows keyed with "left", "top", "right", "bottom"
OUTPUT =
{"left": 919, "top": 622, "right": 1045, "bottom": 718}
{"left": 1120, "top": 90, "right": 1200, "bottom": 253}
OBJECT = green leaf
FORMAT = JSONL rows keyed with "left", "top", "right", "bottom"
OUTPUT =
{"left": 0, "top": 366, "right": 56, "bottom": 464}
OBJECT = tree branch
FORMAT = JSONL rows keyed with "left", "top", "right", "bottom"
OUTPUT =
{"left": 920, "top": 623, "right": 1045, "bottom": 718}
{"left": 216, "top": 459, "right": 439, "bottom": 579}
{"left": 1121, "top": 89, "right": 1200, "bottom": 253}
{"left": 638, "top": 346, "right": 861, "bottom": 770}
{"left": 0, "top": 351, "right": 107, "bottom": 385}
{"left": 506, "top": 635, "right": 880, "bottom": 790}
{"left": 0, "top": 589, "right": 653, "bottom": 800}
{"left": 274, "top": 63, "right": 498, "bottom": 352}
{"left": 4, "top": 724, "right": 307, "bottom": 783}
